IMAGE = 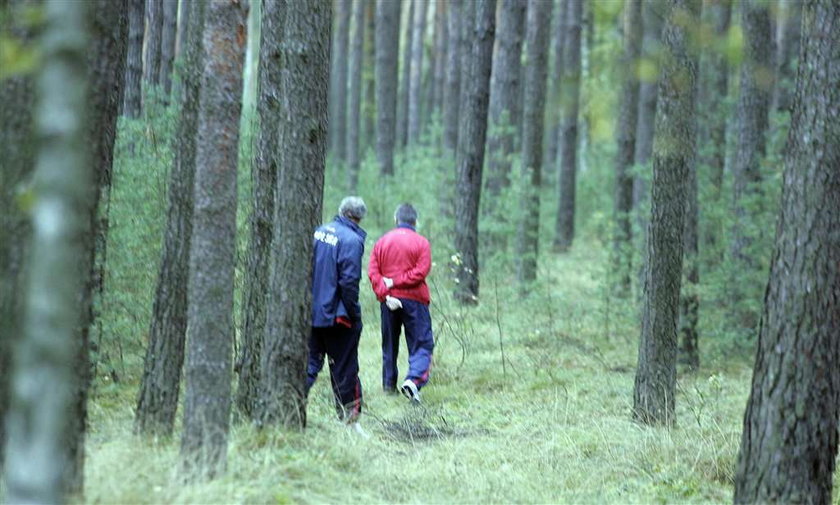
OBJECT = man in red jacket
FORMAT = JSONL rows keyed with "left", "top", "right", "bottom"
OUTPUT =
{"left": 368, "top": 203, "right": 434, "bottom": 402}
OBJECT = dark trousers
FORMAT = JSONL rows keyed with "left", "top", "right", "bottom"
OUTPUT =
{"left": 306, "top": 323, "right": 363, "bottom": 421}
{"left": 380, "top": 298, "right": 434, "bottom": 391}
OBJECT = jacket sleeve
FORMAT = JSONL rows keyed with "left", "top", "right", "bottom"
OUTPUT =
{"left": 337, "top": 237, "right": 364, "bottom": 322}
{"left": 367, "top": 241, "right": 389, "bottom": 302}
{"left": 393, "top": 239, "right": 431, "bottom": 289}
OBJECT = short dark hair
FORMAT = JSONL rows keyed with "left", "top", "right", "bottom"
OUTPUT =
{"left": 394, "top": 203, "right": 417, "bottom": 226}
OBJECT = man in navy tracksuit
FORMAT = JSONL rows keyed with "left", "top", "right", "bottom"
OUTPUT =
{"left": 368, "top": 203, "right": 434, "bottom": 402}
{"left": 307, "top": 197, "right": 367, "bottom": 423}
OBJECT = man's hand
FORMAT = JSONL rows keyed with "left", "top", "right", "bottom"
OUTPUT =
{"left": 385, "top": 295, "right": 402, "bottom": 311}
{"left": 383, "top": 277, "right": 394, "bottom": 289}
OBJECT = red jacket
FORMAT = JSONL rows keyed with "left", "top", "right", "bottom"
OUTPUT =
{"left": 368, "top": 225, "right": 432, "bottom": 305}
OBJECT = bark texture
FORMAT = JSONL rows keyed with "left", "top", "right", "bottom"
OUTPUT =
{"left": 552, "top": 0, "right": 582, "bottom": 252}
{"left": 396, "top": 0, "right": 414, "bottom": 149}
{"left": 144, "top": 0, "right": 163, "bottom": 89}
{"left": 407, "top": 0, "right": 427, "bottom": 145}
{"left": 237, "top": 0, "right": 284, "bottom": 421}
{"left": 259, "top": 0, "right": 330, "bottom": 428}
{"left": 347, "top": 0, "right": 365, "bottom": 191}
{"left": 453, "top": 0, "right": 495, "bottom": 304}
{"left": 375, "top": 0, "right": 400, "bottom": 175}
{"left": 442, "top": 0, "right": 462, "bottom": 152}
{"left": 484, "top": 0, "right": 526, "bottom": 197}
{"left": 515, "top": 0, "right": 552, "bottom": 285}
{"left": 545, "top": 0, "right": 567, "bottom": 168}
{"left": 431, "top": 0, "right": 447, "bottom": 121}
{"left": 632, "top": 0, "right": 700, "bottom": 426}
{"left": 180, "top": 0, "right": 246, "bottom": 479}
{"left": 734, "top": 2, "right": 839, "bottom": 502}
{"left": 3, "top": 2, "right": 90, "bottom": 502}
{"left": 159, "top": 0, "right": 178, "bottom": 96}
{"left": 363, "top": 0, "right": 376, "bottom": 152}
{"left": 330, "top": 0, "right": 351, "bottom": 161}
{"left": 123, "top": 0, "right": 145, "bottom": 117}
{"left": 135, "top": 0, "right": 205, "bottom": 437}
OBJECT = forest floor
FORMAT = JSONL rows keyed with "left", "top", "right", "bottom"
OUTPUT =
{"left": 81, "top": 240, "right": 762, "bottom": 504}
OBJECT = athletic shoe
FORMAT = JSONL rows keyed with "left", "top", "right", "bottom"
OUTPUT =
{"left": 400, "top": 379, "right": 420, "bottom": 403}
{"left": 349, "top": 421, "right": 370, "bottom": 439}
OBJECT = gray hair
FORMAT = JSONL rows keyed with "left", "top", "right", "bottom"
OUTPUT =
{"left": 338, "top": 196, "right": 367, "bottom": 221}
{"left": 394, "top": 203, "right": 417, "bottom": 226}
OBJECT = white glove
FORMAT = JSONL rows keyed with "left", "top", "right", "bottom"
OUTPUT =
{"left": 385, "top": 295, "right": 403, "bottom": 311}
{"left": 383, "top": 277, "right": 394, "bottom": 289}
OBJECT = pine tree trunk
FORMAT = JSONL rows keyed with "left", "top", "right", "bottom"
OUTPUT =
{"left": 236, "top": 0, "right": 283, "bottom": 421}
{"left": 347, "top": 0, "right": 365, "bottom": 191}
{"left": 484, "top": 0, "right": 526, "bottom": 198}
{"left": 259, "top": 0, "right": 330, "bottom": 428}
{"left": 545, "top": 0, "right": 567, "bottom": 169}
{"left": 431, "top": 0, "right": 447, "bottom": 123}
{"left": 135, "top": 0, "right": 205, "bottom": 437}
{"left": 612, "top": 0, "right": 642, "bottom": 294}
{"left": 552, "top": 0, "right": 582, "bottom": 253}
{"left": 734, "top": 2, "right": 839, "bottom": 500}
{"left": 180, "top": 0, "right": 246, "bottom": 479}
{"left": 0, "top": 0, "right": 37, "bottom": 472}
{"left": 144, "top": 0, "right": 163, "bottom": 89}
{"left": 375, "top": 0, "right": 400, "bottom": 176}
{"left": 3, "top": 2, "right": 91, "bottom": 502}
{"left": 453, "top": 0, "right": 495, "bottom": 305}
{"left": 442, "top": 0, "right": 462, "bottom": 153}
{"left": 396, "top": 0, "right": 414, "bottom": 150}
{"left": 159, "top": 0, "right": 178, "bottom": 97}
{"left": 123, "top": 0, "right": 145, "bottom": 117}
{"left": 772, "top": 0, "right": 800, "bottom": 113}
{"left": 330, "top": 0, "right": 351, "bottom": 161}
{"left": 731, "top": 0, "right": 774, "bottom": 268}
{"left": 632, "top": 0, "right": 700, "bottom": 427}
{"left": 515, "top": 0, "right": 552, "bottom": 285}
{"left": 363, "top": 0, "right": 376, "bottom": 153}
{"left": 407, "top": 0, "right": 427, "bottom": 145}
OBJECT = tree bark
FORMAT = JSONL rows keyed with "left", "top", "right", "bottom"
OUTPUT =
{"left": 730, "top": 0, "right": 774, "bottom": 267}
{"left": 612, "top": 0, "right": 643, "bottom": 294}
{"left": 442, "top": 0, "right": 463, "bottom": 153}
{"left": 3, "top": 2, "right": 90, "bottom": 502}
{"left": 453, "top": 0, "right": 495, "bottom": 304}
{"left": 180, "top": 0, "right": 246, "bottom": 479}
{"left": 544, "top": 0, "right": 567, "bottom": 169}
{"left": 347, "top": 0, "right": 365, "bottom": 191}
{"left": 772, "top": 0, "right": 800, "bottom": 113}
{"left": 552, "top": 0, "right": 582, "bottom": 253}
{"left": 123, "top": 0, "right": 145, "bottom": 117}
{"left": 632, "top": 0, "right": 700, "bottom": 427}
{"left": 330, "top": 0, "right": 351, "bottom": 161}
{"left": 396, "top": 0, "right": 414, "bottom": 149}
{"left": 484, "top": 0, "right": 526, "bottom": 198}
{"left": 135, "top": 0, "right": 205, "bottom": 437}
{"left": 159, "top": 0, "right": 178, "bottom": 97}
{"left": 515, "top": 0, "right": 552, "bottom": 285}
{"left": 407, "top": 0, "right": 427, "bottom": 145}
{"left": 375, "top": 0, "right": 400, "bottom": 176}
{"left": 0, "top": 0, "right": 37, "bottom": 473}
{"left": 363, "top": 0, "right": 376, "bottom": 153}
{"left": 431, "top": 0, "right": 447, "bottom": 122}
{"left": 259, "top": 0, "right": 330, "bottom": 428}
{"left": 734, "top": 2, "right": 839, "bottom": 501}
{"left": 144, "top": 0, "right": 163, "bottom": 89}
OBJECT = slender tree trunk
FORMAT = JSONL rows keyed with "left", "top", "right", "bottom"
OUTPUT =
{"left": 330, "top": 0, "right": 351, "bottom": 161}
{"left": 730, "top": 0, "right": 774, "bottom": 268}
{"left": 772, "top": 0, "right": 800, "bottom": 113}
{"left": 396, "top": 0, "right": 414, "bottom": 149}
{"left": 124, "top": 0, "right": 145, "bottom": 117}
{"left": 3, "top": 2, "right": 90, "bottom": 502}
{"left": 515, "top": 0, "right": 552, "bottom": 285}
{"left": 180, "top": 0, "right": 246, "bottom": 479}
{"left": 259, "top": 0, "right": 330, "bottom": 428}
{"left": 375, "top": 0, "right": 400, "bottom": 176}
{"left": 612, "top": 0, "right": 643, "bottom": 295}
{"left": 545, "top": 0, "right": 567, "bottom": 169}
{"left": 176, "top": 0, "right": 188, "bottom": 61}
{"left": 144, "top": 0, "right": 163, "bottom": 90}
{"left": 632, "top": 0, "right": 700, "bottom": 427}
{"left": 453, "top": 0, "right": 495, "bottom": 305}
{"left": 347, "top": 0, "right": 365, "bottom": 191}
{"left": 442, "top": 0, "right": 462, "bottom": 153}
{"left": 407, "top": 0, "right": 427, "bottom": 145}
{"left": 484, "top": 0, "right": 526, "bottom": 198}
{"left": 135, "top": 0, "right": 205, "bottom": 437}
{"left": 363, "top": 0, "right": 376, "bottom": 153}
{"left": 734, "top": 2, "right": 839, "bottom": 501}
{"left": 431, "top": 0, "right": 447, "bottom": 123}
{"left": 160, "top": 0, "right": 177, "bottom": 97}
{"left": 552, "top": 0, "right": 582, "bottom": 253}
{"left": 0, "top": 0, "right": 37, "bottom": 473}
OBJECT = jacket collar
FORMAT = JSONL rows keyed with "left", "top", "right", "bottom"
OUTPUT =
{"left": 397, "top": 223, "right": 416, "bottom": 231}
{"left": 335, "top": 215, "right": 367, "bottom": 240}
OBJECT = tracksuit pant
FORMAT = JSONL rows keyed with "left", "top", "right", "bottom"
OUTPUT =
{"left": 306, "top": 323, "right": 363, "bottom": 421}
{"left": 380, "top": 298, "right": 434, "bottom": 392}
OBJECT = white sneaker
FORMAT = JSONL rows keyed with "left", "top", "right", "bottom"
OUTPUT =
{"left": 400, "top": 379, "right": 420, "bottom": 403}
{"left": 349, "top": 421, "right": 370, "bottom": 439}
